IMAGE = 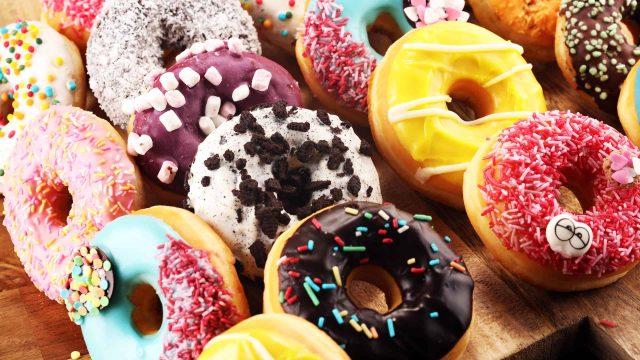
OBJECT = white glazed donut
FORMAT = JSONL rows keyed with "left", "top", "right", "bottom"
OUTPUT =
{"left": 241, "top": 0, "right": 306, "bottom": 53}
{"left": 0, "top": 21, "right": 85, "bottom": 192}
{"left": 187, "top": 102, "right": 382, "bottom": 278}
{"left": 86, "top": 0, "right": 261, "bottom": 128}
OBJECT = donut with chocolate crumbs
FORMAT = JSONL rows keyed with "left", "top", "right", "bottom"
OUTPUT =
{"left": 555, "top": 0, "right": 640, "bottom": 111}
{"left": 86, "top": 0, "right": 261, "bottom": 128}
{"left": 186, "top": 102, "right": 382, "bottom": 278}
{"left": 128, "top": 39, "right": 302, "bottom": 196}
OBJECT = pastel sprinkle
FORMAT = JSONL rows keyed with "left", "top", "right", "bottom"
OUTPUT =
{"left": 450, "top": 261, "right": 467, "bottom": 273}
{"left": 398, "top": 219, "right": 407, "bottom": 226}
{"left": 407, "top": 258, "right": 416, "bottom": 265}
{"left": 332, "top": 308, "right": 344, "bottom": 324}
{"left": 414, "top": 214, "right": 432, "bottom": 221}
{"left": 332, "top": 266, "right": 342, "bottom": 286}
{"left": 303, "top": 282, "right": 320, "bottom": 306}
{"left": 322, "top": 283, "right": 337, "bottom": 290}
{"left": 430, "top": 312, "right": 439, "bottom": 318}
{"left": 387, "top": 318, "right": 396, "bottom": 338}
{"left": 397, "top": 225, "right": 410, "bottom": 234}
{"left": 345, "top": 207, "right": 359, "bottom": 215}
{"left": 356, "top": 226, "right": 368, "bottom": 232}
{"left": 444, "top": 236, "right": 452, "bottom": 243}
{"left": 349, "top": 319, "right": 362, "bottom": 332}
{"left": 343, "top": 246, "right": 366, "bottom": 252}
{"left": 307, "top": 239, "right": 315, "bottom": 251}
{"left": 304, "top": 276, "right": 321, "bottom": 292}
{"left": 378, "top": 210, "right": 390, "bottom": 220}
{"left": 364, "top": 212, "right": 373, "bottom": 219}
{"left": 430, "top": 243, "right": 439, "bottom": 253}
{"left": 429, "top": 259, "right": 441, "bottom": 266}
{"left": 318, "top": 316, "right": 325, "bottom": 328}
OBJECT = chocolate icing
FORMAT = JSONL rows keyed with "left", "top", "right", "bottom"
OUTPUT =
{"left": 132, "top": 44, "right": 302, "bottom": 194}
{"left": 277, "top": 202, "right": 474, "bottom": 359}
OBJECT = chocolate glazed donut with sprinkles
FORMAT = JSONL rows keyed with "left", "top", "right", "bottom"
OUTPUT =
{"left": 556, "top": 0, "right": 640, "bottom": 111}
{"left": 264, "top": 202, "right": 474, "bottom": 359}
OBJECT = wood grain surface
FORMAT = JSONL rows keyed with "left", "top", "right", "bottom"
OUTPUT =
{"left": 0, "top": 3, "right": 639, "bottom": 360}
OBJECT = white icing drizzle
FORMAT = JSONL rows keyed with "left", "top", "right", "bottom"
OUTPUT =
{"left": 415, "top": 163, "right": 469, "bottom": 183}
{"left": 404, "top": 42, "right": 524, "bottom": 54}
{"left": 482, "top": 64, "right": 533, "bottom": 88}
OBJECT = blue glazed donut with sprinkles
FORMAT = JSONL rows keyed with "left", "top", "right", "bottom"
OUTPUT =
{"left": 264, "top": 201, "right": 474, "bottom": 359}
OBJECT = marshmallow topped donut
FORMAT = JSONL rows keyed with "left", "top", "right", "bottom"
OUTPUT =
{"left": 187, "top": 102, "right": 382, "bottom": 278}
{"left": 0, "top": 21, "right": 86, "bottom": 192}
{"left": 129, "top": 39, "right": 302, "bottom": 196}
{"left": 241, "top": 0, "right": 306, "bottom": 53}
{"left": 41, "top": 0, "right": 106, "bottom": 50}
{"left": 87, "top": 0, "right": 261, "bottom": 128}
{"left": 3, "top": 106, "right": 143, "bottom": 301}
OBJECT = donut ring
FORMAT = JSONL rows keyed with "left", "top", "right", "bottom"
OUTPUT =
{"left": 369, "top": 21, "right": 546, "bottom": 208}
{"left": 129, "top": 39, "right": 302, "bottom": 196}
{"left": 78, "top": 206, "right": 250, "bottom": 359}
{"left": 0, "top": 21, "right": 86, "bottom": 192}
{"left": 555, "top": 0, "right": 640, "bottom": 111}
{"left": 41, "top": 0, "right": 106, "bottom": 50}
{"left": 464, "top": 111, "right": 640, "bottom": 291}
{"left": 3, "top": 106, "right": 144, "bottom": 300}
{"left": 187, "top": 102, "right": 382, "bottom": 278}
{"left": 263, "top": 202, "right": 474, "bottom": 359}
{"left": 241, "top": 0, "right": 306, "bottom": 53}
{"left": 86, "top": 0, "right": 261, "bottom": 128}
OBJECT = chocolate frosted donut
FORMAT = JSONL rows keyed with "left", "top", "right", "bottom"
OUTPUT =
{"left": 264, "top": 202, "right": 474, "bottom": 359}
{"left": 186, "top": 102, "right": 382, "bottom": 278}
{"left": 87, "top": 0, "right": 261, "bottom": 127}
{"left": 129, "top": 39, "right": 302, "bottom": 195}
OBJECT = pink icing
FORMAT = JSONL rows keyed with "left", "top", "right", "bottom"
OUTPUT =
{"left": 43, "top": 0, "right": 105, "bottom": 31}
{"left": 3, "top": 105, "right": 141, "bottom": 301}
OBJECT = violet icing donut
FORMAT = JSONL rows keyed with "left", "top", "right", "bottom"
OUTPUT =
{"left": 128, "top": 38, "right": 302, "bottom": 195}
{"left": 86, "top": 0, "right": 261, "bottom": 128}
{"left": 464, "top": 111, "right": 640, "bottom": 291}
{"left": 186, "top": 102, "right": 382, "bottom": 278}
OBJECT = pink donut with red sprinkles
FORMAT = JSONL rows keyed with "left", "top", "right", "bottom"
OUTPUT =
{"left": 41, "top": 0, "right": 105, "bottom": 48}
{"left": 467, "top": 111, "right": 640, "bottom": 288}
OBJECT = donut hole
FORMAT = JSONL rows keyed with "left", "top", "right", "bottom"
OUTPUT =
{"left": 448, "top": 79, "right": 494, "bottom": 121}
{"left": 162, "top": 48, "right": 185, "bottom": 68}
{"left": 49, "top": 184, "right": 73, "bottom": 226}
{"left": 621, "top": 19, "right": 640, "bottom": 45}
{"left": 558, "top": 168, "right": 595, "bottom": 214}
{"left": 367, "top": 13, "right": 404, "bottom": 56}
{"left": 346, "top": 265, "right": 402, "bottom": 314}
{"left": 130, "top": 283, "right": 163, "bottom": 336}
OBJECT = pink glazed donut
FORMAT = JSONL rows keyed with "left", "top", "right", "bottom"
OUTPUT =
{"left": 3, "top": 106, "right": 144, "bottom": 301}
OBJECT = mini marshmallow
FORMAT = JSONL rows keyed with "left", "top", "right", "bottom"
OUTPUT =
{"left": 144, "top": 68, "right": 165, "bottom": 87}
{"left": 127, "top": 133, "right": 140, "bottom": 156}
{"left": 134, "top": 134, "right": 153, "bottom": 155}
{"left": 251, "top": 69, "right": 272, "bottom": 92}
{"left": 227, "top": 38, "right": 245, "bottom": 54}
{"left": 232, "top": 84, "right": 250, "bottom": 102}
{"left": 205, "top": 96, "right": 222, "bottom": 118}
{"left": 147, "top": 88, "right": 167, "bottom": 111}
{"left": 204, "top": 39, "right": 225, "bottom": 52}
{"left": 190, "top": 42, "right": 205, "bottom": 54}
{"left": 205, "top": 66, "right": 222, "bottom": 86}
{"left": 199, "top": 116, "right": 216, "bottom": 135}
{"left": 165, "top": 90, "right": 186, "bottom": 108}
{"left": 159, "top": 72, "right": 179, "bottom": 91}
{"left": 175, "top": 49, "right": 192, "bottom": 62}
{"left": 179, "top": 67, "right": 201, "bottom": 88}
{"left": 134, "top": 94, "right": 152, "bottom": 112}
{"left": 158, "top": 161, "right": 178, "bottom": 184}
{"left": 220, "top": 102, "right": 236, "bottom": 119}
{"left": 159, "top": 110, "right": 183, "bottom": 132}
{"left": 121, "top": 98, "right": 136, "bottom": 115}
{"left": 212, "top": 115, "right": 227, "bottom": 128}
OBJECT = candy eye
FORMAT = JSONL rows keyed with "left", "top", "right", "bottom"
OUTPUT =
{"left": 571, "top": 227, "right": 591, "bottom": 250}
{"left": 555, "top": 218, "right": 576, "bottom": 241}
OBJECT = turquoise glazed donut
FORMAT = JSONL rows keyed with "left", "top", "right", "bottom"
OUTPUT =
{"left": 76, "top": 214, "right": 247, "bottom": 359}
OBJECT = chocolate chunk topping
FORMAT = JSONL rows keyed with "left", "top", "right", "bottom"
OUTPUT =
{"left": 330, "top": 188, "right": 343, "bottom": 201}
{"left": 327, "top": 148, "right": 345, "bottom": 170}
{"left": 347, "top": 175, "right": 361, "bottom": 196}
{"left": 234, "top": 123, "right": 247, "bottom": 134}
{"left": 315, "top": 140, "right": 331, "bottom": 154}
{"left": 204, "top": 154, "right": 221, "bottom": 170}
{"left": 249, "top": 240, "right": 268, "bottom": 269}
{"left": 234, "top": 179, "right": 262, "bottom": 206}
{"left": 366, "top": 186, "right": 373, "bottom": 197}
{"left": 255, "top": 206, "right": 281, "bottom": 239}
{"left": 244, "top": 141, "right": 257, "bottom": 156}
{"left": 343, "top": 159, "right": 354, "bottom": 176}
{"left": 317, "top": 110, "right": 331, "bottom": 125}
{"left": 236, "top": 158, "right": 247, "bottom": 170}
{"left": 332, "top": 136, "right": 348, "bottom": 152}
{"left": 265, "top": 178, "right": 282, "bottom": 192}
{"left": 270, "top": 132, "right": 290, "bottom": 155}
{"left": 287, "top": 121, "right": 311, "bottom": 132}
{"left": 236, "top": 208, "right": 243, "bottom": 223}
{"left": 359, "top": 139, "right": 372, "bottom": 156}
{"left": 201, "top": 176, "right": 211, "bottom": 187}
{"left": 272, "top": 101, "right": 288, "bottom": 119}
{"left": 296, "top": 141, "right": 317, "bottom": 163}
{"left": 341, "top": 121, "right": 352, "bottom": 129}
{"left": 223, "top": 150, "right": 235, "bottom": 162}
{"left": 306, "top": 180, "right": 331, "bottom": 191}
{"left": 278, "top": 212, "right": 291, "bottom": 225}
{"left": 271, "top": 157, "right": 288, "bottom": 179}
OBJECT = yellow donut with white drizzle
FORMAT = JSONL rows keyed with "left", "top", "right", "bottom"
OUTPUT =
{"left": 369, "top": 21, "right": 546, "bottom": 208}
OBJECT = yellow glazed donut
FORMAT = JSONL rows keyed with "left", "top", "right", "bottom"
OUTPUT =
{"left": 198, "top": 314, "right": 349, "bottom": 360}
{"left": 619, "top": 62, "right": 640, "bottom": 147}
{"left": 369, "top": 21, "right": 546, "bottom": 208}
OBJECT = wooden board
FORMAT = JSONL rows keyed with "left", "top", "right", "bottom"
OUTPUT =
{"left": 1, "top": 5, "right": 639, "bottom": 360}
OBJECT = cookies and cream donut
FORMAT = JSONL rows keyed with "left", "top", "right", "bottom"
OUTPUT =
{"left": 129, "top": 38, "right": 302, "bottom": 196}
{"left": 86, "top": 0, "right": 261, "bottom": 128}
{"left": 186, "top": 102, "right": 382, "bottom": 278}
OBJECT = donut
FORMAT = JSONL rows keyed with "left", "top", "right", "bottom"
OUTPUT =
{"left": 198, "top": 314, "right": 349, "bottom": 359}
{"left": 468, "top": 0, "right": 559, "bottom": 62}
{"left": 263, "top": 201, "right": 474, "bottom": 359}
{"left": 402, "top": 0, "right": 469, "bottom": 27}
{"left": 369, "top": 21, "right": 546, "bottom": 208}
{"left": 555, "top": 0, "right": 640, "bottom": 111}
{"left": 186, "top": 101, "right": 382, "bottom": 278}
{"left": 296, "top": 0, "right": 416, "bottom": 126}
{"left": 3, "top": 106, "right": 144, "bottom": 301}
{"left": 70, "top": 206, "right": 250, "bottom": 359}
{"left": 464, "top": 111, "right": 640, "bottom": 291}
{"left": 240, "top": 0, "right": 306, "bottom": 53}
{"left": 86, "top": 0, "right": 261, "bottom": 128}
{"left": 619, "top": 62, "right": 640, "bottom": 146}
{"left": 41, "top": 0, "right": 106, "bottom": 50}
{"left": 128, "top": 38, "right": 302, "bottom": 197}
{"left": 0, "top": 21, "right": 86, "bottom": 192}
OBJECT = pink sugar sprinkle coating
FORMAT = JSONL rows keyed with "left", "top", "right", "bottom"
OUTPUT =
{"left": 479, "top": 111, "right": 640, "bottom": 276}
{"left": 43, "top": 0, "right": 105, "bottom": 30}
{"left": 302, "top": 0, "right": 376, "bottom": 112}
{"left": 158, "top": 236, "right": 241, "bottom": 359}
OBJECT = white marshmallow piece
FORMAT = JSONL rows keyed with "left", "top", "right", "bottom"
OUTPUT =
{"left": 633, "top": 157, "right": 640, "bottom": 175}
{"left": 133, "top": 134, "right": 153, "bottom": 155}
{"left": 232, "top": 84, "right": 250, "bottom": 102}
{"left": 179, "top": 67, "right": 201, "bottom": 88}
{"left": 199, "top": 116, "right": 216, "bottom": 135}
{"left": 147, "top": 88, "right": 167, "bottom": 111}
{"left": 175, "top": 49, "right": 192, "bottom": 63}
{"left": 159, "top": 72, "right": 179, "bottom": 91}
{"left": 157, "top": 161, "right": 178, "bottom": 184}
{"left": 404, "top": 7, "right": 419, "bottom": 22}
{"left": 144, "top": 68, "right": 165, "bottom": 87}
{"left": 227, "top": 38, "right": 245, "bottom": 54}
{"left": 205, "top": 96, "right": 222, "bottom": 118}
{"left": 134, "top": 94, "right": 152, "bottom": 112}
{"left": 204, "top": 39, "right": 225, "bottom": 52}
{"left": 205, "top": 66, "right": 222, "bottom": 86}
{"left": 127, "top": 133, "right": 140, "bottom": 156}
{"left": 190, "top": 42, "right": 205, "bottom": 54}
{"left": 121, "top": 98, "right": 136, "bottom": 115}
{"left": 251, "top": 69, "right": 272, "bottom": 92}
{"left": 220, "top": 102, "right": 236, "bottom": 119}
{"left": 165, "top": 90, "right": 186, "bottom": 108}
{"left": 159, "top": 110, "right": 183, "bottom": 132}
{"left": 212, "top": 115, "right": 227, "bottom": 128}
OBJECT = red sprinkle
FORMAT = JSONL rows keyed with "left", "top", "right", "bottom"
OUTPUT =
{"left": 410, "top": 267, "right": 426, "bottom": 274}
{"left": 311, "top": 218, "right": 322, "bottom": 230}
{"left": 334, "top": 236, "right": 345, "bottom": 246}
{"left": 382, "top": 238, "right": 394, "bottom": 244}
{"left": 287, "top": 271, "right": 301, "bottom": 278}
{"left": 599, "top": 319, "right": 618, "bottom": 328}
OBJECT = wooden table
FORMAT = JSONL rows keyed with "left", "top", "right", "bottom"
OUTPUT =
{"left": 1, "top": 7, "right": 639, "bottom": 360}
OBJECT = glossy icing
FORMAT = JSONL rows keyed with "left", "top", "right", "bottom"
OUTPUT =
{"left": 635, "top": 64, "right": 640, "bottom": 124}
{"left": 241, "top": 0, "right": 306, "bottom": 51}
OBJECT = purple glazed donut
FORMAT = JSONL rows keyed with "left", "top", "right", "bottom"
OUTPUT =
{"left": 128, "top": 38, "right": 303, "bottom": 195}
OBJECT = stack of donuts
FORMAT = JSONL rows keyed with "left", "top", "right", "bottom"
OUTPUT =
{"left": 1, "top": 0, "right": 639, "bottom": 358}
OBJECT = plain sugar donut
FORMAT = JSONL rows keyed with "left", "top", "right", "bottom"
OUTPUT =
{"left": 86, "top": 0, "right": 261, "bottom": 128}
